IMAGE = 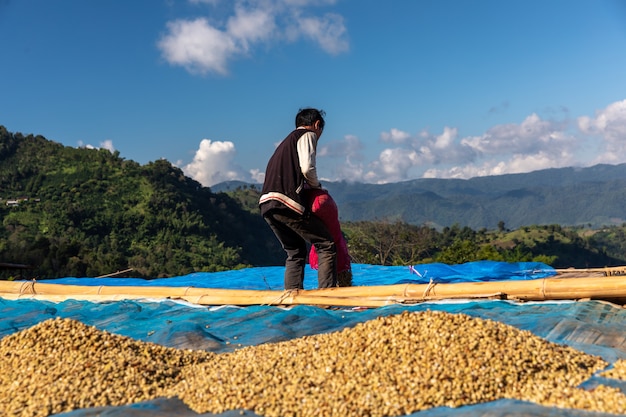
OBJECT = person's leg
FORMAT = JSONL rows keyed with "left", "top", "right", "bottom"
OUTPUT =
{"left": 263, "top": 210, "right": 307, "bottom": 289}
{"left": 312, "top": 236, "right": 337, "bottom": 288}
{"left": 264, "top": 209, "right": 337, "bottom": 288}
{"left": 296, "top": 215, "right": 337, "bottom": 288}
{"left": 337, "top": 270, "right": 352, "bottom": 287}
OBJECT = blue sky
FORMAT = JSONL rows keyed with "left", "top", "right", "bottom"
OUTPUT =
{"left": 2, "top": 0, "right": 626, "bottom": 186}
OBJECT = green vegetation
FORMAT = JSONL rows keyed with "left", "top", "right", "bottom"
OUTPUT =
{"left": 2, "top": 126, "right": 626, "bottom": 280}
{"left": 342, "top": 222, "right": 624, "bottom": 268}
{"left": 0, "top": 126, "right": 284, "bottom": 279}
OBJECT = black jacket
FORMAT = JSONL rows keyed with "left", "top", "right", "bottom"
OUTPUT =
{"left": 259, "top": 128, "right": 314, "bottom": 216}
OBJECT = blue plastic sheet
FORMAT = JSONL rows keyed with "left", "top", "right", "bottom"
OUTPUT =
{"left": 407, "top": 261, "right": 557, "bottom": 283}
{"left": 40, "top": 261, "right": 557, "bottom": 288}
{"left": 2, "top": 262, "right": 624, "bottom": 417}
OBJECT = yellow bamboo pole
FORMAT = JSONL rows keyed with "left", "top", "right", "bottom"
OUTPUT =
{"left": 0, "top": 274, "right": 625, "bottom": 306}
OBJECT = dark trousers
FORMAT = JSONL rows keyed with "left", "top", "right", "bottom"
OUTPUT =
{"left": 263, "top": 209, "right": 337, "bottom": 289}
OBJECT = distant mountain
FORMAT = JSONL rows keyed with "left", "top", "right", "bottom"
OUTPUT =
{"left": 215, "top": 164, "right": 626, "bottom": 229}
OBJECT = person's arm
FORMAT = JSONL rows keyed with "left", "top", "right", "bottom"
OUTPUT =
{"left": 297, "top": 131, "right": 321, "bottom": 188}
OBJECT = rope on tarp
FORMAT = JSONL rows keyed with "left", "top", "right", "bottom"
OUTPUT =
{"left": 96, "top": 268, "right": 134, "bottom": 278}
{"left": 422, "top": 278, "right": 436, "bottom": 298}
{"left": 19, "top": 280, "right": 36, "bottom": 295}
{"left": 264, "top": 289, "right": 297, "bottom": 306}
{"left": 402, "top": 284, "right": 410, "bottom": 298}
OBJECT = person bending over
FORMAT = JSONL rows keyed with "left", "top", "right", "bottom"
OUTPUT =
{"left": 259, "top": 108, "right": 337, "bottom": 290}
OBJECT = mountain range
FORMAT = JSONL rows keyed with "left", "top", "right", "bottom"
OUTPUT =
{"left": 214, "top": 164, "right": 626, "bottom": 230}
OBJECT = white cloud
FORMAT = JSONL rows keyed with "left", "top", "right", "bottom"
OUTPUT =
{"left": 422, "top": 149, "right": 577, "bottom": 180}
{"left": 227, "top": 5, "right": 276, "bottom": 51}
{"left": 183, "top": 139, "right": 246, "bottom": 186}
{"left": 100, "top": 140, "right": 115, "bottom": 152}
{"left": 185, "top": 99, "right": 626, "bottom": 186}
{"left": 158, "top": 18, "right": 237, "bottom": 75}
{"left": 317, "top": 134, "right": 366, "bottom": 182}
{"left": 158, "top": 0, "right": 349, "bottom": 75}
{"left": 77, "top": 139, "right": 115, "bottom": 153}
{"left": 461, "top": 113, "right": 571, "bottom": 156}
{"left": 249, "top": 168, "right": 265, "bottom": 184}
{"left": 321, "top": 127, "right": 468, "bottom": 184}
{"left": 318, "top": 134, "right": 363, "bottom": 158}
{"left": 294, "top": 13, "right": 348, "bottom": 54}
{"left": 578, "top": 99, "right": 626, "bottom": 164}
{"left": 375, "top": 148, "right": 420, "bottom": 182}
{"left": 342, "top": 111, "right": 584, "bottom": 183}
{"left": 380, "top": 128, "right": 410, "bottom": 144}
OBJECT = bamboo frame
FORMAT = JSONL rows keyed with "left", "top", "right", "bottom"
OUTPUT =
{"left": 1, "top": 272, "right": 625, "bottom": 307}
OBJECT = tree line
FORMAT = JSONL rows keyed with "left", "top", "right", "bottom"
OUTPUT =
{"left": 342, "top": 221, "right": 624, "bottom": 268}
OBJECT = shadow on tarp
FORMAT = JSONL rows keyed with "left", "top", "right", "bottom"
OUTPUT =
{"left": 3, "top": 263, "right": 624, "bottom": 417}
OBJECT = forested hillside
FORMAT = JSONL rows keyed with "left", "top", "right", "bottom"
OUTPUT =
{"left": 0, "top": 126, "right": 284, "bottom": 279}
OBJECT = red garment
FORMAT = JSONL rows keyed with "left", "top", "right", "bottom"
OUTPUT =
{"left": 308, "top": 189, "right": 351, "bottom": 273}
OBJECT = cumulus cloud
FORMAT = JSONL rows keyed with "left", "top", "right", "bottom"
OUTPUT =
{"left": 292, "top": 13, "right": 348, "bottom": 54}
{"left": 422, "top": 148, "right": 577, "bottom": 180}
{"left": 347, "top": 111, "right": 584, "bottom": 183}
{"left": 371, "top": 148, "right": 421, "bottom": 183}
{"left": 380, "top": 128, "right": 410, "bottom": 144}
{"left": 183, "top": 139, "right": 247, "bottom": 186}
{"left": 100, "top": 140, "right": 115, "bottom": 152}
{"left": 158, "top": 18, "right": 238, "bottom": 75}
{"left": 249, "top": 168, "right": 265, "bottom": 184}
{"left": 318, "top": 133, "right": 363, "bottom": 158}
{"left": 578, "top": 99, "right": 626, "bottom": 164}
{"left": 158, "top": 0, "right": 348, "bottom": 75}
{"left": 398, "top": 113, "right": 581, "bottom": 179}
{"left": 318, "top": 134, "right": 366, "bottom": 182}
{"left": 356, "top": 126, "right": 479, "bottom": 183}
{"left": 78, "top": 139, "right": 115, "bottom": 153}
{"left": 183, "top": 99, "right": 626, "bottom": 186}
{"left": 461, "top": 113, "right": 571, "bottom": 156}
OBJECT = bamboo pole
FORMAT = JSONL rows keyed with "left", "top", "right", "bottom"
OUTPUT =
{"left": 0, "top": 274, "right": 625, "bottom": 307}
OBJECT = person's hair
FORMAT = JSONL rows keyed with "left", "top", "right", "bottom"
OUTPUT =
{"left": 295, "top": 108, "right": 325, "bottom": 130}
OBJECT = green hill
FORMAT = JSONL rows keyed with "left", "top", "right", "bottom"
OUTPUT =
{"left": 0, "top": 126, "right": 283, "bottom": 279}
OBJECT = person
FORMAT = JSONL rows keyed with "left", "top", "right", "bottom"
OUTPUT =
{"left": 307, "top": 188, "right": 352, "bottom": 287}
{"left": 259, "top": 108, "right": 337, "bottom": 290}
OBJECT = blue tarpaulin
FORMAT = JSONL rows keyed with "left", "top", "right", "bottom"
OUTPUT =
{"left": 2, "top": 262, "right": 624, "bottom": 417}
{"left": 38, "top": 261, "right": 557, "bottom": 289}
{"left": 407, "top": 261, "right": 557, "bottom": 283}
